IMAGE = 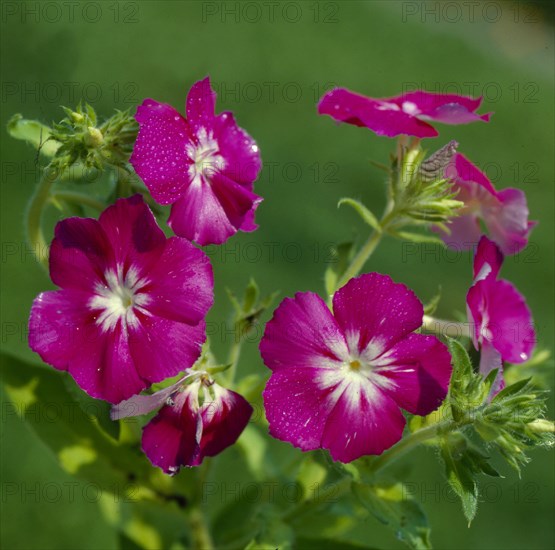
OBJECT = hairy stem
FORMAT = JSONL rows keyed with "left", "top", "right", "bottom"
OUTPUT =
{"left": 336, "top": 209, "right": 396, "bottom": 290}
{"left": 50, "top": 191, "right": 106, "bottom": 212}
{"left": 226, "top": 326, "right": 245, "bottom": 385}
{"left": 370, "top": 418, "right": 470, "bottom": 474}
{"left": 26, "top": 166, "right": 59, "bottom": 269}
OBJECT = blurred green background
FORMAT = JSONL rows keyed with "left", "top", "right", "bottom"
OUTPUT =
{"left": 1, "top": 1, "right": 554, "bottom": 548}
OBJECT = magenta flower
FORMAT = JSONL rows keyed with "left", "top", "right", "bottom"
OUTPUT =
{"left": 436, "top": 153, "right": 535, "bottom": 255}
{"left": 130, "top": 77, "right": 262, "bottom": 246}
{"left": 467, "top": 236, "right": 535, "bottom": 385}
{"left": 28, "top": 195, "right": 214, "bottom": 404}
{"left": 112, "top": 373, "right": 252, "bottom": 473}
{"left": 260, "top": 273, "right": 452, "bottom": 463}
{"left": 318, "top": 88, "right": 491, "bottom": 138}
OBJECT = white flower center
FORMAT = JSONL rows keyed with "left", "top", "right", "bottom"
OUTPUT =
{"left": 186, "top": 127, "right": 226, "bottom": 187}
{"left": 89, "top": 266, "right": 151, "bottom": 331}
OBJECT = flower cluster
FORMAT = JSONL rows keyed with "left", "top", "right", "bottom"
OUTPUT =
{"left": 25, "top": 79, "right": 540, "bottom": 478}
{"left": 28, "top": 78, "right": 261, "bottom": 473}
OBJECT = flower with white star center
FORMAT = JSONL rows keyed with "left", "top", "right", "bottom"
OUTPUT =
{"left": 130, "top": 77, "right": 262, "bottom": 245}
{"left": 260, "top": 273, "right": 452, "bottom": 463}
{"left": 186, "top": 127, "right": 226, "bottom": 188}
{"left": 89, "top": 266, "right": 152, "bottom": 332}
{"left": 28, "top": 195, "right": 214, "bottom": 404}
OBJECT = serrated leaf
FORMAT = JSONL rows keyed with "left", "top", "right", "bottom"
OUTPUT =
{"left": 353, "top": 482, "right": 432, "bottom": 549}
{"left": 338, "top": 198, "right": 381, "bottom": 231}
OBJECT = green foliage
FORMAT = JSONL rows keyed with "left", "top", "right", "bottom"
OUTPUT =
{"left": 324, "top": 241, "right": 356, "bottom": 295}
{"left": 338, "top": 198, "right": 381, "bottom": 231}
{"left": 226, "top": 278, "right": 279, "bottom": 338}
{"left": 7, "top": 113, "right": 60, "bottom": 157}
{"left": 353, "top": 482, "right": 432, "bottom": 550}
{"left": 390, "top": 143, "right": 463, "bottom": 229}
{"left": 439, "top": 432, "right": 499, "bottom": 525}
{"left": 439, "top": 339, "right": 554, "bottom": 521}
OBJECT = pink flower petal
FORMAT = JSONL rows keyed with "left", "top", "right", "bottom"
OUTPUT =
{"left": 373, "top": 334, "right": 452, "bottom": 416}
{"left": 398, "top": 91, "right": 491, "bottom": 124}
{"left": 29, "top": 289, "right": 92, "bottom": 369}
{"left": 168, "top": 180, "right": 236, "bottom": 245}
{"left": 467, "top": 278, "right": 535, "bottom": 364}
{"left": 484, "top": 188, "right": 535, "bottom": 255}
{"left": 321, "top": 378, "right": 406, "bottom": 462}
{"left": 130, "top": 99, "right": 193, "bottom": 205}
{"left": 98, "top": 195, "right": 166, "bottom": 273}
{"left": 259, "top": 292, "right": 348, "bottom": 373}
{"left": 435, "top": 213, "right": 482, "bottom": 251}
{"left": 142, "top": 386, "right": 201, "bottom": 473}
{"left": 111, "top": 373, "right": 192, "bottom": 420}
{"left": 214, "top": 111, "right": 262, "bottom": 184}
{"left": 194, "top": 385, "right": 253, "bottom": 465}
{"left": 318, "top": 88, "right": 438, "bottom": 138}
{"left": 128, "top": 315, "right": 206, "bottom": 383}
{"left": 145, "top": 236, "right": 214, "bottom": 325}
{"left": 186, "top": 77, "right": 217, "bottom": 129}
{"left": 332, "top": 273, "right": 423, "bottom": 357}
{"left": 49, "top": 218, "right": 112, "bottom": 291}
{"left": 473, "top": 236, "right": 503, "bottom": 282}
{"left": 447, "top": 153, "right": 497, "bottom": 195}
{"left": 263, "top": 366, "right": 341, "bottom": 453}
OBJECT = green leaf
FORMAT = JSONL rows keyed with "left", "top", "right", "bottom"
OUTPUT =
{"left": 353, "top": 482, "right": 432, "bottom": 549}
{"left": 243, "top": 278, "right": 260, "bottom": 314}
{"left": 295, "top": 538, "right": 378, "bottom": 550}
{"left": 0, "top": 352, "right": 154, "bottom": 493}
{"left": 7, "top": 113, "right": 60, "bottom": 156}
{"left": 246, "top": 514, "right": 294, "bottom": 550}
{"left": 338, "top": 198, "right": 381, "bottom": 231}
{"left": 439, "top": 433, "right": 478, "bottom": 525}
{"left": 324, "top": 242, "right": 356, "bottom": 296}
{"left": 389, "top": 230, "right": 445, "bottom": 245}
{"left": 423, "top": 287, "right": 441, "bottom": 316}
{"left": 63, "top": 374, "right": 120, "bottom": 441}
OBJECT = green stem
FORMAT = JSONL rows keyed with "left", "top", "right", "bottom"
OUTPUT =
{"left": 115, "top": 166, "right": 132, "bottom": 197}
{"left": 26, "top": 165, "right": 59, "bottom": 269}
{"left": 336, "top": 209, "right": 396, "bottom": 290}
{"left": 226, "top": 327, "right": 245, "bottom": 386}
{"left": 50, "top": 191, "right": 106, "bottom": 212}
{"left": 370, "top": 419, "right": 461, "bottom": 474}
{"left": 282, "top": 477, "right": 352, "bottom": 522}
{"left": 188, "top": 508, "right": 214, "bottom": 550}
{"left": 421, "top": 315, "right": 472, "bottom": 339}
